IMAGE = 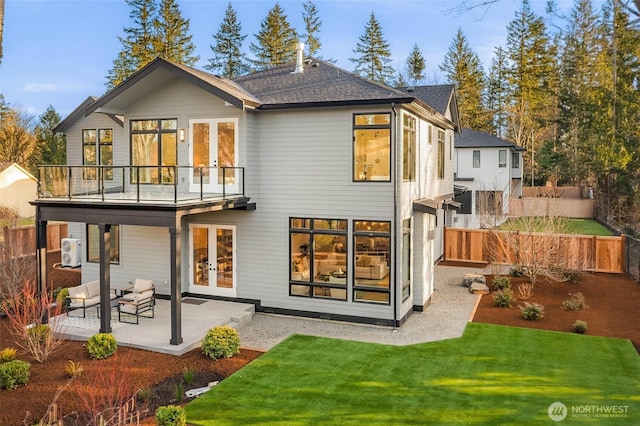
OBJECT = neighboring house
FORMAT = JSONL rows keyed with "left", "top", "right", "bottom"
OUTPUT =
{"left": 453, "top": 129, "right": 524, "bottom": 229}
{"left": 32, "top": 51, "right": 460, "bottom": 346}
{"left": 0, "top": 162, "right": 38, "bottom": 217}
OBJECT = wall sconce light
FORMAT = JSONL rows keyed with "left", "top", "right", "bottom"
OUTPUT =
{"left": 179, "top": 128, "right": 185, "bottom": 142}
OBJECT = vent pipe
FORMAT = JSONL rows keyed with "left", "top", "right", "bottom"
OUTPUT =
{"left": 291, "top": 42, "right": 305, "bottom": 74}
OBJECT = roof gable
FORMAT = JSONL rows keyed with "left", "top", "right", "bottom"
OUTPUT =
{"left": 396, "top": 85, "right": 460, "bottom": 131}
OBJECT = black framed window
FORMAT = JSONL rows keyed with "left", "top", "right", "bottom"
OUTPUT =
{"left": 437, "top": 129, "right": 445, "bottom": 179}
{"left": 403, "top": 114, "right": 416, "bottom": 181}
{"left": 87, "top": 224, "right": 120, "bottom": 264}
{"left": 290, "top": 218, "right": 348, "bottom": 300}
{"left": 83, "top": 128, "right": 113, "bottom": 180}
{"left": 130, "top": 119, "right": 177, "bottom": 184}
{"left": 512, "top": 152, "right": 520, "bottom": 168}
{"left": 353, "top": 113, "right": 391, "bottom": 182}
{"left": 353, "top": 220, "right": 391, "bottom": 304}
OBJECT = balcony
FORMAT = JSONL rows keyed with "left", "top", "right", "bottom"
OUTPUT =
{"left": 37, "top": 165, "right": 245, "bottom": 206}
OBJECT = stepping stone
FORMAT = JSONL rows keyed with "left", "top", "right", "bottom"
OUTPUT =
{"left": 462, "top": 273, "right": 486, "bottom": 287}
{"left": 469, "top": 282, "right": 490, "bottom": 295}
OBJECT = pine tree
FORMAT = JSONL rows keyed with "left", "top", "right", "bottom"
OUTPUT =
{"left": 205, "top": 3, "right": 250, "bottom": 78}
{"left": 250, "top": 3, "right": 298, "bottom": 70}
{"left": 350, "top": 12, "right": 395, "bottom": 85}
{"left": 406, "top": 43, "right": 426, "bottom": 84}
{"left": 107, "top": 0, "right": 157, "bottom": 88}
{"left": 486, "top": 47, "right": 509, "bottom": 137}
{"left": 28, "top": 106, "right": 66, "bottom": 175}
{"left": 440, "top": 28, "right": 490, "bottom": 131}
{"left": 154, "top": 0, "right": 198, "bottom": 66}
{"left": 301, "top": 0, "right": 321, "bottom": 57}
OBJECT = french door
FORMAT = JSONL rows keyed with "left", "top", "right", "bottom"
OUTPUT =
{"left": 189, "top": 224, "right": 236, "bottom": 297}
{"left": 189, "top": 118, "right": 238, "bottom": 194}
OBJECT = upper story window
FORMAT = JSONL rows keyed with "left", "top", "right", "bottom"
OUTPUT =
{"left": 130, "top": 119, "right": 177, "bottom": 184}
{"left": 437, "top": 129, "right": 445, "bottom": 179}
{"left": 402, "top": 115, "right": 416, "bottom": 181}
{"left": 353, "top": 113, "right": 391, "bottom": 182}
{"left": 83, "top": 128, "right": 113, "bottom": 180}
{"left": 473, "top": 150, "right": 481, "bottom": 168}
{"left": 499, "top": 149, "right": 507, "bottom": 168}
{"left": 512, "top": 152, "right": 520, "bottom": 168}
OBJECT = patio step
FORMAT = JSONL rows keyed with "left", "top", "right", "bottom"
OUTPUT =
{"left": 226, "top": 307, "right": 255, "bottom": 329}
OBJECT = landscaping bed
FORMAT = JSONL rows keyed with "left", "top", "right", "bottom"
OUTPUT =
{"left": 472, "top": 270, "right": 640, "bottom": 353}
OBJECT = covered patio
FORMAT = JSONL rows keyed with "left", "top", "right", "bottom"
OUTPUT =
{"left": 49, "top": 298, "right": 255, "bottom": 356}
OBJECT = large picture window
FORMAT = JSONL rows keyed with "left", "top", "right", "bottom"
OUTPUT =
{"left": 87, "top": 224, "right": 120, "bottom": 264}
{"left": 290, "top": 218, "right": 348, "bottom": 300}
{"left": 130, "top": 119, "right": 177, "bottom": 184}
{"left": 437, "top": 129, "right": 445, "bottom": 179}
{"left": 403, "top": 115, "right": 416, "bottom": 181}
{"left": 353, "top": 113, "right": 391, "bottom": 182}
{"left": 353, "top": 220, "right": 391, "bottom": 304}
{"left": 83, "top": 128, "right": 113, "bottom": 180}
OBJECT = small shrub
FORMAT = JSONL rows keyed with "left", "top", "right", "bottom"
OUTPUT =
{"left": 493, "top": 289, "right": 513, "bottom": 307}
{"left": 65, "top": 360, "right": 83, "bottom": 378}
{"left": 86, "top": 333, "right": 117, "bottom": 359}
{"left": 517, "top": 283, "right": 533, "bottom": 300}
{"left": 0, "top": 359, "right": 30, "bottom": 389}
{"left": 509, "top": 265, "right": 526, "bottom": 277}
{"left": 562, "top": 269, "right": 582, "bottom": 284}
{"left": 55, "top": 287, "right": 69, "bottom": 310}
{"left": 573, "top": 320, "right": 588, "bottom": 334}
{"left": 492, "top": 276, "right": 511, "bottom": 291}
{"left": 27, "top": 324, "right": 51, "bottom": 346}
{"left": 520, "top": 302, "right": 545, "bottom": 321}
{"left": 561, "top": 292, "right": 589, "bottom": 311}
{"left": 0, "top": 347, "right": 17, "bottom": 363}
{"left": 138, "top": 386, "right": 153, "bottom": 403}
{"left": 182, "top": 366, "right": 196, "bottom": 385}
{"left": 173, "top": 381, "right": 184, "bottom": 402}
{"left": 156, "top": 405, "right": 186, "bottom": 426}
{"left": 201, "top": 325, "right": 240, "bottom": 360}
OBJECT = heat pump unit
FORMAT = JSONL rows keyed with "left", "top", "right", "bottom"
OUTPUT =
{"left": 61, "top": 238, "right": 81, "bottom": 267}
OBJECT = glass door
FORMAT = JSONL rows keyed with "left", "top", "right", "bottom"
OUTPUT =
{"left": 189, "top": 224, "right": 236, "bottom": 296}
{"left": 189, "top": 119, "right": 238, "bottom": 193}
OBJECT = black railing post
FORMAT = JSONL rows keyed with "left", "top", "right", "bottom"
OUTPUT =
{"left": 100, "top": 166, "right": 105, "bottom": 201}
{"left": 222, "top": 167, "right": 226, "bottom": 199}
{"left": 241, "top": 167, "right": 245, "bottom": 196}
{"left": 200, "top": 167, "right": 204, "bottom": 200}
{"left": 136, "top": 166, "right": 141, "bottom": 202}
{"left": 174, "top": 166, "right": 178, "bottom": 203}
{"left": 67, "top": 166, "right": 72, "bottom": 199}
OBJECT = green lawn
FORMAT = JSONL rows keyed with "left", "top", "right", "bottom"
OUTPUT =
{"left": 186, "top": 323, "right": 640, "bottom": 425}
{"left": 499, "top": 218, "right": 613, "bottom": 236}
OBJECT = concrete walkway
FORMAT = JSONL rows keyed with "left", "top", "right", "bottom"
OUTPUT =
{"left": 238, "top": 265, "right": 485, "bottom": 351}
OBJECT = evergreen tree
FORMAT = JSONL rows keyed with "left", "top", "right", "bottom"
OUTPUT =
{"left": 301, "top": 0, "right": 321, "bottom": 57}
{"left": 486, "top": 47, "right": 509, "bottom": 137}
{"left": 406, "top": 43, "right": 426, "bottom": 84}
{"left": 440, "top": 28, "right": 490, "bottom": 131}
{"left": 504, "top": 0, "right": 557, "bottom": 185}
{"left": 350, "top": 12, "right": 395, "bottom": 85}
{"left": 250, "top": 3, "right": 298, "bottom": 70}
{"left": 205, "top": 2, "right": 250, "bottom": 78}
{"left": 28, "top": 106, "right": 66, "bottom": 175}
{"left": 106, "top": 0, "right": 197, "bottom": 88}
{"left": 107, "top": 0, "right": 157, "bottom": 88}
{"left": 154, "top": 0, "right": 198, "bottom": 66}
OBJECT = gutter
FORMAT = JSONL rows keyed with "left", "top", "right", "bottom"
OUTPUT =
{"left": 391, "top": 102, "right": 399, "bottom": 330}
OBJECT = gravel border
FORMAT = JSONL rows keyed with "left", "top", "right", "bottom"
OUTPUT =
{"left": 238, "top": 265, "right": 485, "bottom": 351}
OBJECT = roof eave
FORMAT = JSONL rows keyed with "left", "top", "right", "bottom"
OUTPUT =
{"left": 256, "top": 97, "right": 414, "bottom": 110}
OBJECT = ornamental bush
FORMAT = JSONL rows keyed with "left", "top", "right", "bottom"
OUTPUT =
{"left": 492, "top": 276, "right": 511, "bottom": 291}
{"left": 201, "top": 325, "right": 240, "bottom": 360}
{"left": 573, "top": 320, "right": 588, "bottom": 334}
{"left": 0, "top": 347, "right": 17, "bottom": 363}
{"left": 520, "top": 302, "right": 545, "bottom": 321}
{"left": 86, "top": 333, "right": 117, "bottom": 359}
{"left": 0, "top": 360, "right": 30, "bottom": 389}
{"left": 156, "top": 405, "right": 186, "bottom": 426}
{"left": 493, "top": 289, "right": 513, "bottom": 307}
{"left": 561, "top": 292, "right": 589, "bottom": 311}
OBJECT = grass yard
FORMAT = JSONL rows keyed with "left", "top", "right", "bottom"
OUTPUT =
{"left": 499, "top": 218, "right": 613, "bottom": 236}
{"left": 186, "top": 323, "right": 640, "bottom": 425}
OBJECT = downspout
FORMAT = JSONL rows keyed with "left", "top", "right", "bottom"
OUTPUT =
{"left": 391, "top": 102, "right": 399, "bottom": 330}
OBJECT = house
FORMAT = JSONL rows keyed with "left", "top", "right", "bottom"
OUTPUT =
{"left": 0, "top": 162, "right": 38, "bottom": 217}
{"left": 32, "top": 49, "right": 460, "bottom": 346}
{"left": 453, "top": 128, "right": 524, "bottom": 229}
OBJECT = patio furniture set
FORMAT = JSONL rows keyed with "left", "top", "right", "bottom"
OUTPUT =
{"left": 65, "top": 278, "right": 155, "bottom": 324}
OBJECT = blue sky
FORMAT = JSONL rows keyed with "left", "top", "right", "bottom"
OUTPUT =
{"left": 1, "top": 0, "right": 588, "bottom": 119}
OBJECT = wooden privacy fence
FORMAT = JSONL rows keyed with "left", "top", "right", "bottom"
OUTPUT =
{"left": 1, "top": 223, "right": 68, "bottom": 258}
{"left": 444, "top": 227, "right": 624, "bottom": 273}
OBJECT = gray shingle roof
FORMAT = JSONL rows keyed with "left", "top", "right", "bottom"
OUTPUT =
{"left": 395, "top": 85, "right": 455, "bottom": 116}
{"left": 233, "top": 59, "right": 413, "bottom": 108}
{"left": 455, "top": 128, "right": 525, "bottom": 150}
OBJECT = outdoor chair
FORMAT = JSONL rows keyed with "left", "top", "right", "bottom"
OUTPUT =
{"left": 117, "top": 291, "right": 155, "bottom": 324}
